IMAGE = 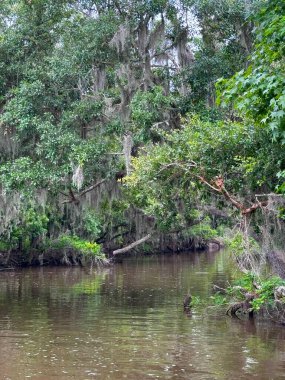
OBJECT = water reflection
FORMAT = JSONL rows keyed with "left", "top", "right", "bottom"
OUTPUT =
{"left": 0, "top": 251, "right": 284, "bottom": 379}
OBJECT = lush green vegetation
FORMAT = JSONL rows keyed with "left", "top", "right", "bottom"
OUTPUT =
{"left": 0, "top": 0, "right": 284, "bottom": 280}
{"left": 208, "top": 273, "right": 285, "bottom": 321}
{"left": 126, "top": 0, "right": 285, "bottom": 272}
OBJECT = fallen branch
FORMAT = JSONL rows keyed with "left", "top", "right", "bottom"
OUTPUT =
{"left": 113, "top": 234, "right": 152, "bottom": 255}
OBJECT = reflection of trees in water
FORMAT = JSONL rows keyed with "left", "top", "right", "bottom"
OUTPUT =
{"left": 0, "top": 250, "right": 234, "bottom": 322}
{"left": 0, "top": 253, "right": 284, "bottom": 379}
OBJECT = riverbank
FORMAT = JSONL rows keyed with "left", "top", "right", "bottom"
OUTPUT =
{"left": 0, "top": 245, "right": 109, "bottom": 269}
{"left": 0, "top": 235, "right": 224, "bottom": 269}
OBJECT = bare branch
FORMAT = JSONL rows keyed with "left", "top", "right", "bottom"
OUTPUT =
{"left": 196, "top": 175, "right": 222, "bottom": 193}
{"left": 62, "top": 179, "right": 106, "bottom": 204}
{"left": 113, "top": 234, "right": 152, "bottom": 255}
{"left": 158, "top": 161, "right": 197, "bottom": 174}
{"left": 220, "top": 186, "right": 245, "bottom": 211}
{"left": 105, "top": 152, "right": 124, "bottom": 156}
{"left": 242, "top": 201, "right": 268, "bottom": 215}
{"left": 196, "top": 175, "right": 267, "bottom": 216}
{"left": 79, "top": 179, "right": 106, "bottom": 198}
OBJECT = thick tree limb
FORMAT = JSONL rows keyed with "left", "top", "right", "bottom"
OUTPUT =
{"left": 113, "top": 234, "right": 152, "bottom": 255}
{"left": 242, "top": 201, "right": 268, "bottom": 215}
{"left": 220, "top": 186, "right": 245, "bottom": 211}
{"left": 159, "top": 162, "right": 267, "bottom": 216}
{"left": 66, "top": 187, "right": 79, "bottom": 204}
{"left": 221, "top": 187, "right": 268, "bottom": 215}
{"left": 197, "top": 174, "right": 268, "bottom": 216}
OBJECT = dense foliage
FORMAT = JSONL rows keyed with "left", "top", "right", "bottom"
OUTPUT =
{"left": 0, "top": 0, "right": 284, "bottom": 270}
{"left": 125, "top": 0, "right": 285, "bottom": 272}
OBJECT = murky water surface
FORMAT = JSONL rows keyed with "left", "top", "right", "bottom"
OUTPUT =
{"left": 0, "top": 251, "right": 285, "bottom": 379}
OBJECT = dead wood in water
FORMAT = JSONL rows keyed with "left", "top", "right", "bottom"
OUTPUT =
{"left": 113, "top": 234, "right": 152, "bottom": 255}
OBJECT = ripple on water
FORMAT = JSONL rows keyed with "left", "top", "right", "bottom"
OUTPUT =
{"left": 0, "top": 252, "right": 284, "bottom": 380}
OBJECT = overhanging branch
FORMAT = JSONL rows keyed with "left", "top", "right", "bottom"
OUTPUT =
{"left": 113, "top": 234, "right": 152, "bottom": 255}
{"left": 62, "top": 179, "right": 106, "bottom": 204}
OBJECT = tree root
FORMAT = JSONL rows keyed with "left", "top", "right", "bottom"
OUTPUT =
{"left": 226, "top": 293, "right": 256, "bottom": 318}
{"left": 226, "top": 302, "right": 247, "bottom": 317}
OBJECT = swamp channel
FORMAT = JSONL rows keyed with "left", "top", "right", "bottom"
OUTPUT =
{"left": 0, "top": 250, "right": 285, "bottom": 380}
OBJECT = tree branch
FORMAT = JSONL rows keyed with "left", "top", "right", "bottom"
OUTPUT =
{"left": 196, "top": 174, "right": 267, "bottom": 216}
{"left": 113, "top": 234, "right": 152, "bottom": 255}
{"left": 62, "top": 179, "right": 106, "bottom": 204}
{"left": 196, "top": 175, "right": 222, "bottom": 193}
{"left": 79, "top": 178, "right": 106, "bottom": 197}
{"left": 242, "top": 201, "right": 268, "bottom": 215}
{"left": 220, "top": 186, "right": 245, "bottom": 211}
{"left": 158, "top": 161, "right": 197, "bottom": 175}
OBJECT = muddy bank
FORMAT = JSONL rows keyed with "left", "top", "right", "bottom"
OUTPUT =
{"left": 0, "top": 248, "right": 109, "bottom": 269}
{"left": 0, "top": 236, "right": 224, "bottom": 269}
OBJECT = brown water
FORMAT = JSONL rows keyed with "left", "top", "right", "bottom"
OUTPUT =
{"left": 0, "top": 250, "right": 285, "bottom": 380}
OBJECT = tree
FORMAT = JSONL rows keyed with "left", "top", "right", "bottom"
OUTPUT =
{"left": 178, "top": 0, "right": 258, "bottom": 112}
{"left": 125, "top": 0, "right": 285, "bottom": 264}
{"left": 125, "top": 114, "right": 282, "bottom": 228}
{"left": 217, "top": 0, "right": 285, "bottom": 142}
{"left": 2, "top": 0, "right": 282, "bottom": 261}
{"left": 0, "top": 0, "right": 200, "bottom": 256}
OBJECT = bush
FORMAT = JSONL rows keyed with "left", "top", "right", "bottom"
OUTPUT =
{"left": 52, "top": 234, "right": 107, "bottom": 263}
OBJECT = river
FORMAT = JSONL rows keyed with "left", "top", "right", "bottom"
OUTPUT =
{"left": 0, "top": 250, "right": 284, "bottom": 379}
